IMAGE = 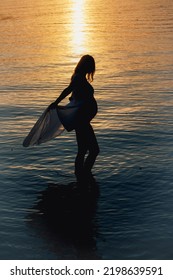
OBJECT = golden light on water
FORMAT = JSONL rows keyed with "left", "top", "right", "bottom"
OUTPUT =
{"left": 71, "top": 0, "right": 86, "bottom": 55}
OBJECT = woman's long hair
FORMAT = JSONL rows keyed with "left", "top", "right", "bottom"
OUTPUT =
{"left": 71, "top": 55, "right": 95, "bottom": 82}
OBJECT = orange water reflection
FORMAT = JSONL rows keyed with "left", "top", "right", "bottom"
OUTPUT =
{"left": 70, "top": 0, "right": 86, "bottom": 56}
{"left": 0, "top": 0, "right": 173, "bottom": 133}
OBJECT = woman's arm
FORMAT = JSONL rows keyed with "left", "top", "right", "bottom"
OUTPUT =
{"left": 54, "top": 74, "right": 81, "bottom": 104}
{"left": 54, "top": 83, "right": 73, "bottom": 105}
{"left": 48, "top": 83, "right": 73, "bottom": 110}
{"left": 48, "top": 75, "right": 79, "bottom": 109}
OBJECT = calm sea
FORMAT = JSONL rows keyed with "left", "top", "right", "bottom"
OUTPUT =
{"left": 0, "top": 0, "right": 173, "bottom": 260}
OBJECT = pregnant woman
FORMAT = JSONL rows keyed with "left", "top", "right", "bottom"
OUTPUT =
{"left": 50, "top": 55, "right": 100, "bottom": 182}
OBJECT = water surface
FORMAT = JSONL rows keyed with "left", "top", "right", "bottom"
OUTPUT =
{"left": 0, "top": 0, "right": 173, "bottom": 259}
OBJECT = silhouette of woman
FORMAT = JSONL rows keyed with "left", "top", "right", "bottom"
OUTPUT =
{"left": 50, "top": 55, "right": 99, "bottom": 181}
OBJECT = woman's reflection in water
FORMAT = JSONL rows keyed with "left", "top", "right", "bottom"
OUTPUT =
{"left": 29, "top": 179, "right": 101, "bottom": 260}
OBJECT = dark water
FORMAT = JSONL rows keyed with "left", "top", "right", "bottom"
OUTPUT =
{"left": 0, "top": 0, "right": 173, "bottom": 259}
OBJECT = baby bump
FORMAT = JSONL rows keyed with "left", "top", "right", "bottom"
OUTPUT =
{"left": 79, "top": 97, "right": 98, "bottom": 123}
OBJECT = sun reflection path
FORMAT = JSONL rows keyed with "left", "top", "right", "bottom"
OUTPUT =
{"left": 71, "top": 0, "right": 86, "bottom": 55}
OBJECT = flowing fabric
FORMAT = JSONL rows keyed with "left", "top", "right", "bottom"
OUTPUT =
{"left": 57, "top": 100, "right": 84, "bottom": 132}
{"left": 23, "top": 101, "right": 82, "bottom": 147}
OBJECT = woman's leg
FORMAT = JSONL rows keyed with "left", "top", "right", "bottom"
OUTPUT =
{"left": 75, "top": 124, "right": 99, "bottom": 179}
{"left": 75, "top": 126, "right": 88, "bottom": 177}
{"left": 83, "top": 124, "right": 100, "bottom": 174}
